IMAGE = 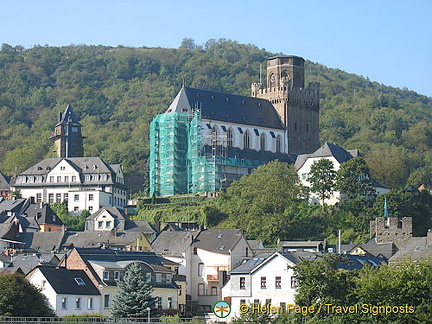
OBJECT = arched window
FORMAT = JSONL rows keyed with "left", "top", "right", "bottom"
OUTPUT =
{"left": 260, "top": 133, "right": 266, "bottom": 151}
{"left": 227, "top": 128, "right": 233, "bottom": 147}
{"left": 276, "top": 135, "right": 282, "bottom": 153}
{"left": 198, "top": 283, "right": 205, "bottom": 296}
{"left": 243, "top": 131, "right": 250, "bottom": 149}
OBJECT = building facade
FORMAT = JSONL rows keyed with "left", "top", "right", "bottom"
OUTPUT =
{"left": 149, "top": 87, "right": 294, "bottom": 196}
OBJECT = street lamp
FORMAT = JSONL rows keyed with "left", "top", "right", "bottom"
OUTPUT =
{"left": 146, "top": 307, "right": 151, "bottom": 323}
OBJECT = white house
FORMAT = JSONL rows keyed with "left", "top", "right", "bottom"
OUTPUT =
{"left": 295, "top": 142, "right": 389, "bottom": 205}
{"left": 221, "top": 252, "right": 298, "bottom": 322}
{"left": 26, "top": 266, "right": 101, "bottom": 316}
{"left": 12, "top": 157, "right": 127, "bottom": 215}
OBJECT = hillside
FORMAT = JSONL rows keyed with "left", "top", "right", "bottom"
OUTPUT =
{"left": 1, "top": 40, "right": 432, "bottom": 189}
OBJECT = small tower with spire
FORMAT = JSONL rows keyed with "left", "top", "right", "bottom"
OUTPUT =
{"left": 50, "top": 105, "right": 83, "bottom": 158}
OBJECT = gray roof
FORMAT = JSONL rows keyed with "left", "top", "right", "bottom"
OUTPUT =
{"left": 86, "top": 206, "right": 127, "bottom": 221}
{"left": 18, "top": 231, "right": 65, "bottom": 253}
{"left": 152, "top": 231, "right": 196, "bottom": 257}
{"left": 0, "top": 198, "right": 27, "bottom": 215}
{"left": 0, "top": 171, "right": 11, "bottom": 191}
{"left": 166, "top": 87, "right": 285, "bottom": 130}
{"left": 389, "top": 237, "right": 432, "bottom": 262}
{"left": 30, "top": 266, "right": 100, "bottom": 295}
{"left": 12, "top": 254, "right": 59, "bottom": 275}
{"left": 21, "top": 203, "right": 64, "bottom": 226}
{"left": 295, "top": 142, "right": 360, "bottom": 170}
{"left": 193, "top": 229, "right": 246, "bottom": 255}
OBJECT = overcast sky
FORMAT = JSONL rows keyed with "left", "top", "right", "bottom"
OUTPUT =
{"left": 1, "top": 0, "right": 431, "bottom": 97}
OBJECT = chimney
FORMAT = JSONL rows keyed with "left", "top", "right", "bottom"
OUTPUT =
{"left": 427, "top": 229, "right": 432, "bottom": 247}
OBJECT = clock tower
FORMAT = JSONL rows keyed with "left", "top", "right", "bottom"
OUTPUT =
{"left": 251, "top": 55, "right": 320, "bottom": 155}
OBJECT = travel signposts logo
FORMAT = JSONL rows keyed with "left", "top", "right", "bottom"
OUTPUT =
{"left": 213, "top": 300, "right": 231, "bottom": 318}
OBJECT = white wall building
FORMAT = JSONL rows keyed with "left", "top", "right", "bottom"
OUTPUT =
{"left": 222, "top": 252, "right": 297, "bottom": 322}
{"left": 13, "top": 157, "right": 127, "bottom": 215}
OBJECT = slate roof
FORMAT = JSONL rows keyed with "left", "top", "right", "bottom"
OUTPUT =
{"left": 0, "top": 171, "right": 10, "bottom": 190}
{"left": 31, "top": 266, "right": 100, "bottom": 295}
{"left": 11, "top": 254, "right": 59, "bottom": 275}
{"left": 17, "top": 231, "right": 65, "bottom": 253}
{"left": 86, "top": 206, "right": 126, "bottom": 221}
{"left": 166, "top": 87, "right": 285, "bottom": 130}
{"left": 0, "top": 198, "right": 27, "bottom": 215}
{"left": 192, "top": 229, "right": 246, "bottom": 255}
{"left": 0, "top": 267, "right": 24, "bottom": 276}
{"left": 295, "top": 142, "right": 360, "bottom": 170}
{"left": 151, "top": 231, "right": 196, "bottom": 257}
{"left": 388, "top": 236, "right": 432, "bottom": 262}
{"left": 55, "top": 105, "right": 81, "bottom": 127}
{"left": 16, "top": 157, "right": 118, "bottom": 186}
{"left": 21, "top": 203, "right": 64, "bottom": 226}
{"left": 62, "top": 229, "right": 147, "bottom": 249}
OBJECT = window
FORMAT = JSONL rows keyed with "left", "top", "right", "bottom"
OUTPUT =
{"left": 56, "top": 193, "right": 62, "bottom": 203}
{"left": 261, "top": 276, "right": 267, "bottom": 289}
{"left": 74, "top": 194, "right": 79, "bottom": 202}
{"left": 88, "top": 297, "right": 93, "bottom": 310}
{"left": 63, "top": 193, "right": 68, "bottom": 201}
{"left": 106, "top": 221, "right": 112, "bottom": 228}
{"left": 103, "top": 271, "right": 109, "bottom": 280}
{"left": 57, "top": 176, "right": 61, "bottom": 182}
{"left": 71, "top": 175, "right": 76, "bottom": 182}
{"left": 76, "top": 297, "right": 81, "bottom": 309}
{"left": 227, "top": 128, "right": 233, "bottom": 146}
{"left": 89, "top": 206, "right": 93, "bottom": 212}
{"left": 240, "top": 299, "right": 246, "bottom": 305}
{"left": 61, "top": 298, "right": 68, "bottom": 309}
{"left": 211, "top": 286, "right": 217, "bottom": 296}
{"left": 240, "top": 277, "right": 246, "bottom": 289}
{"left": 74, "top": 206, "right": 79, "bottom": 212}
{"left": 260, "top": 133, "right": 266, "bottom": 151}
{"left": 60, "top": 166, "right": 65, "bottom": 170}
{"left": 156, "top": 296, "right": 162, "bottom": 309}
{"left": 156, "top": 273, "right": 162, "bottom": 282}
{"left": 198, "top": 263, "right": 204, "bottom": 276}
{"left": 49, "top": 176, "right": 54, "bottom": 182}
{"left": 36, "top": 193, "right": 42, "bottom": 203}
{"left": 276, "top": 135, "right": 282, "bottom": 153}
{"left": 98, "top": 221, "right": 103, "bottom": 229}
{"left": 146, "top": 272, "right": 151, "bottom": 281}
{"left": 89, "top": 194, "right": 94, "bottom": 201}
{"left": 243, "top": 131, "right": 250, "bottom": 149}
{"left": 48, "top": 193, "right": 54, "bottom": 204}
{"left": 64, "top": 176, "right": 69, "bottom": 182}
{"left": 168, "top": 296, "right": 173, "bottom": 308}
{"left": 291, "top": 276, "right": 297, "bottom": 289}
{"left": 275, "top": 276, "right": 282, "bottom": 289}
{"left": 104, "top": 294, "right": 110, "bottom": 308}
{"left": 246, "top": 247, "right": 249, "bottom": 257}
{"left": 193, "top": 246, "right": 198, "bottom": 255}
{"left": 114, "top": 271, "right": 120, "bottom": 281}
{"left": 74, "top": 277, "right": 86, "bottom": 286}
{"left": 265, "top": 299, "right": 272, "bottom": 305}
{"left": 306, "top": 123, "right": 309, "bottom": 132}
{"left": 198, "top": 283, "right": 205, "bottom": 296}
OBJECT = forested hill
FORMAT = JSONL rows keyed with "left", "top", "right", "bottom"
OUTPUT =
{"left": 1, "top": 39, "right": 432, "bottom": 189}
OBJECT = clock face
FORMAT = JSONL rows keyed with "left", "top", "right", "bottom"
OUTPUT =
{"left": 270, "top": 74, "right": 276, "bottom": 86}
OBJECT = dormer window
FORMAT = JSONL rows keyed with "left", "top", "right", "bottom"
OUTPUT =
{"left": 74, "top": 278, "right": 86, "bottom": 286}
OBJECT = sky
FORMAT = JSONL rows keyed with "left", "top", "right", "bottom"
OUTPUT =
{"left": 1, "top": 0, "right": 431, "bottom": 97}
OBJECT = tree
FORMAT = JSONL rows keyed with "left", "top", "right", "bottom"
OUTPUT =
{"left": 336, "top": 157, "right": 375, "bottom": 200}
{"left": 1, "top": 147, "right": 38, "bottom": 175}
{"left": 111, "top": 262, "right": 155, "bottom": 318}
{"left": 308, "top": 158, "right": 336, "bottom": 205}
{"left": 0, "top": 273, "right": 55, "bottom": 316}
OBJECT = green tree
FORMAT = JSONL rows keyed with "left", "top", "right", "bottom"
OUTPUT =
{"left": 336, "top": 157, "right": 375, "bottom": 200}
{"left": 0, "top": 273, "right": 55, "bottom": 316}
{"left": 308, "top": 158, "right": 336, "bottom": 205}
{"left": 111, "top": 262, "right": 155, "bottom": 318}
{"left": 1, "top": 147, "right": 38, "bottom": 175}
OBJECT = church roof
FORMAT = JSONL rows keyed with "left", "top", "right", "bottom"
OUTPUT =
{"left": 165, "top": 87, "right": 285, "bottom": 130}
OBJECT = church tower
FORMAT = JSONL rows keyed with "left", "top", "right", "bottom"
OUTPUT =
{"left": 251, "top": 55, "right": 320, "bottom": 155}
{"left": 50, "top": 105, "right": 83, "bottom": 158}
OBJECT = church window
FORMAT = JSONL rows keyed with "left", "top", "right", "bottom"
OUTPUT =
{"left": 276, "top": 135, "right": 282, "bottom": 153}
{"left": 260, "top": 133, "right": 266, "bottom": 151}
{"left": 227, "top": 128, "right": 233, "bottom": 146}
{"left": 243, "top": 131, "right": 251, "bottom": 149}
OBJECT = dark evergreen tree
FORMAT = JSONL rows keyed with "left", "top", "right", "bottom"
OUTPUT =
{"left": 111, "top": 262, "right": 155, "bottom": 318}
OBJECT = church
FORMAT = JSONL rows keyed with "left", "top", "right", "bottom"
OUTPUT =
{"left": 149, "top": 55, "right": 320, "bottom": 196}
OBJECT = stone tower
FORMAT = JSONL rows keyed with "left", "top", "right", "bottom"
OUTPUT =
{"left": 251, "top": 55, "right": 320, "bottom": 155}
{"left": 50, "top": 105, "right": 83, "bottom": 158}
{"left": 370, "top": 217, "right": 413, "bottom": 249}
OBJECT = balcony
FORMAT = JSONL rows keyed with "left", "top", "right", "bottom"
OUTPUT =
{"left": 207, "top": 274, "right": 219, "bottom": 282}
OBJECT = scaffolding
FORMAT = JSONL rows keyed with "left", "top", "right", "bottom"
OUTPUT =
{"left": 149, "top": 111, "right": 272, "bottom": 196}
